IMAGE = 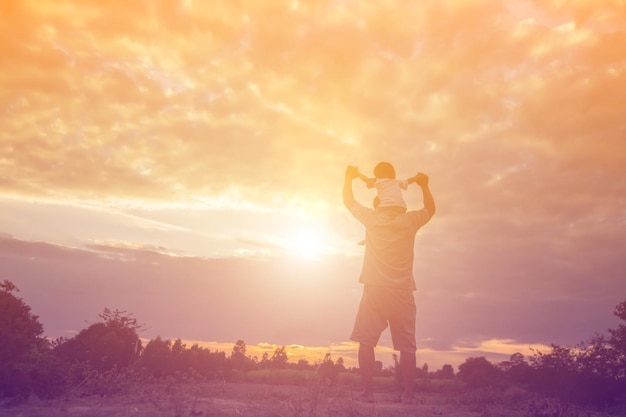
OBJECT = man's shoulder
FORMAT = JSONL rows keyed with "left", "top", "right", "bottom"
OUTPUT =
{"left": 348, "top": 201, "right": 374, "bottom": 218}
{"left": 406, "top": 208, "right": 432, "bottom": 225}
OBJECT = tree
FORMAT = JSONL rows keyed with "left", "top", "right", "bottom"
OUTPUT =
{"left": 499, "top": 352, "right": 531, "bottom": 384}
{"left": 335, "top": 356, "right": 346, "bottom": 372}
{"left": 259, "top": 352, "right": 271, "bottom": 369}
{"left": 230, "top": 339, "right": 249, "bottom": 370}
{"left": 373, "top": 360, "right": 383, "bottom": 375}
{"left": 140, "top": 337, "right": 173, "bottom": 377}
{"left": 531, "top": 344, "right": 577, "bottom": 372}
{"left": 55, "top": 309, "right": 142, "bottom": 372}
{"left": 608, "top": 299, "right": 626, "bottom": 376}
{"left": 232, "top": 339, "right": 247, "bottom": 358}
{"left": 317, "top": 353, "right": 339, "bottom": 384}
{"left": 179, "top": 344, "right": 226, "bottom": 378}
{"left": 270, "top": 346, "right": 289, "bottom": 369}
{"left": 0, "top": 280, "right": 48, "bottom": 398}
{"left": 510, "top": 352, "right": 525, "bottom": 367}
{"left": 458, "top": 357, "right": 500, "bottom": 388}
{"left": 229, "top": 339, "right": 255, "bottom": 371}
{"left": 436, "top": 364, "right": 455, "bottom": 379}
{"left": 171, "top": 339, "right": 185, "bottom": 357}
{"left": 0, "top": 281, "right": 44, "bottom": 363}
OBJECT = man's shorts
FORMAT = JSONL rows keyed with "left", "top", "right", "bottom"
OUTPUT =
{"left": 350, "top": 285, "right": 417, "bottom": 352}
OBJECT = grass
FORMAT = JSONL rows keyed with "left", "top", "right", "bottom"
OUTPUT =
{"left": 448, "top": 386, "right": 619, "bottom": 417}
{"left": 1, "top": 370, "right": 623, "bottom": 417}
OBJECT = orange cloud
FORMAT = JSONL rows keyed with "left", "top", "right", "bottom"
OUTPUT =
{"left": 1, "top": 1, "right": 625, "bottom": 372}
{"left": 3, "top": 0, "right": 623, "bottom": 209}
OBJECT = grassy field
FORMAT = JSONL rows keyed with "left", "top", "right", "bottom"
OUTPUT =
{"left": 0, "top": 372, "right": 621, "bottom": 417}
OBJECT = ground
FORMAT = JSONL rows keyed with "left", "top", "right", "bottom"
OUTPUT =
{"left": 0, "top": 382, "right": 617, "bottom": 417}
{"left": 0, "top": 382, "right": 480, "bottom": 417}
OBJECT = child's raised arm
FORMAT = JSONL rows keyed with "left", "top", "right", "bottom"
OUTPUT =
{"left": 356, "top": 169, "right": 376, "bottom": 188}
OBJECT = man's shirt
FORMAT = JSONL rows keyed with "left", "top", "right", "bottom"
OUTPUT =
{"left": 348, "top": 202, "right": 432, "bottom": 290}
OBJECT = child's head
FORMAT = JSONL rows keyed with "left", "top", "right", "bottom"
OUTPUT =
{"left": 373, "top": 162, "right": 396, "bottom": 179}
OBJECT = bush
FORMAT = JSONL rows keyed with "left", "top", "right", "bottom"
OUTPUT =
{"left": 54, "top": 309, "right": 142, "bottom": 373}
{"left": 458, "top": 357, "right": 501, "bottom": 388}
{"left": 0, "top": 281, "right": 50, "bottom": 399}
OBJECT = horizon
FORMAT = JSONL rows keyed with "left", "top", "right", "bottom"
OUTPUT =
{"left": 1, "top": 0, "right": 625, "bottom": 374}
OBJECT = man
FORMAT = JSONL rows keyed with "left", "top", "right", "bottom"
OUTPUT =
{"left": 343, "top": 164, "right": 435, "bottom": 403}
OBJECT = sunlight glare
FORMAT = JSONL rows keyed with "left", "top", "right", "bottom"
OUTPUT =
{"left": 289, "top": 227, "right": 327, "bottom": 258}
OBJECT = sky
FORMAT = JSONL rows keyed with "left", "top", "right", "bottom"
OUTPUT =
{"left": 1, "top": 0, "right": 625, "bottom": 370}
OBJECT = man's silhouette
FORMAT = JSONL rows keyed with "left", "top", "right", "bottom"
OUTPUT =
{"left": 343, "top": 165, "right": 435, "bottom": 403}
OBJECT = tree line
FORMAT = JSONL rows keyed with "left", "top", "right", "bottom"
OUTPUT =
{"left": 455, "top": 298, "right": 626, "bottom": 407}
{"left": 0, "top": 280, "right": 348, "bottom": 400}
{"left": 1, "top": 279, "right": 625, "bottom": 408}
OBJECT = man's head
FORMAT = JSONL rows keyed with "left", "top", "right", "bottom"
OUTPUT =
{"left": 374, "top": 162, "right": 396, "bottom": 179}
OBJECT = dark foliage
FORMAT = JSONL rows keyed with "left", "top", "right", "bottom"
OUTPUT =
{"left": 54, "top": 308, "right": 142, "bottom": 373}
{"left": 138, "top": 337, "right": 226, "bottom": 379}
{"left": 458, "top": 356, "right": 501, "bottom": 388}
{"left": 2, "top": 280, "right": 625, "bottom": 413}
{"left": 0, "top": 281, "right": 50, "bottom": 399}
{"left": 456, "top": 299, "right": 626, "bottom": 409}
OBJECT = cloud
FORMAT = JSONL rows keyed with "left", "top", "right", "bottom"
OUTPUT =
{"left": 2, "top": 0, "right": 624, "bottom": 210}
{"left": 1, "top": 0, "right": 626, "bottom": 372}
{"left": 0, "top": 234, "right": 362, "bottom": 344}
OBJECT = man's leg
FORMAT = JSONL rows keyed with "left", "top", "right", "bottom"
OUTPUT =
{"left": 399, "top": 350, "right": 416, "bottom": 402}
{"left": 358, "top": 343, "right": 375, "bottom": 400}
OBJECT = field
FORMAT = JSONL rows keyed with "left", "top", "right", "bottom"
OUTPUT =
{"left": 0, "top": 382, "right": 472, "bottom": 417}
{"left": 0, "top": 373, "right": 619, "bottom": 417}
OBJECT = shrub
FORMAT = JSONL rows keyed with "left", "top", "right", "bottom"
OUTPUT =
{"left": 54, "top": 309, "right": 142, "bottom": 373}
{"left": 0, "top": 280, "right": 50, "bottom": 399}
{"left": 458, "top": 356, "right": 501, "bottom": 388}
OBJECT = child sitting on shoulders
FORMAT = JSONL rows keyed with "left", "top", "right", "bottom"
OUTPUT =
{"left": 357, "top": 161, "right": 418, "bottom": 215}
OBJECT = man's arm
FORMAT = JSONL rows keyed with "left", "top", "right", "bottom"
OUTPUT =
{"left": 414, "top": 173, "right": 436, "bottom": 217}
{"left": 343, "top": 166, "right": 359, "bottom": 208}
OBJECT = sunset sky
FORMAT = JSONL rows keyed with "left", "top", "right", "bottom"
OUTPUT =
{"left": 1, "top": 0, "right": 625, "bottom": 370}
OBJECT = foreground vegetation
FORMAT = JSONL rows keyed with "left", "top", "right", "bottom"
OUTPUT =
{"left": 1, "top": 280, "right": 625, "bottom": 416}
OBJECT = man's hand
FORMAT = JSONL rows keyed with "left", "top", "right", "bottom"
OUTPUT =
{"left": 413, "top": 172, "right": 429, "bottom": 188}
{"left": 345, "top": 165, "right": 359, "bottom": 180}
{"left": 414, "top": 172, "right": 435, "bottom": 217}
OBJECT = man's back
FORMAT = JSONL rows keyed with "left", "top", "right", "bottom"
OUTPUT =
{"left": 347, "top": 203, "right": 432, "bottom": 290}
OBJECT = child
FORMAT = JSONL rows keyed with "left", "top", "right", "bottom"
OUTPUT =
{"left": 357, "top": 161, "right": 417, "bottom": 215}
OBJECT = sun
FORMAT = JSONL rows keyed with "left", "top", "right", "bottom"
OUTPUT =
{"left": 289, "top": 228, "right": 327, "bottom": 258}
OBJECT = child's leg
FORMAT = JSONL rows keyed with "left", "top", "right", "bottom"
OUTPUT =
{"left": 375, "top": 206, "right": 407, "bottom": 215}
